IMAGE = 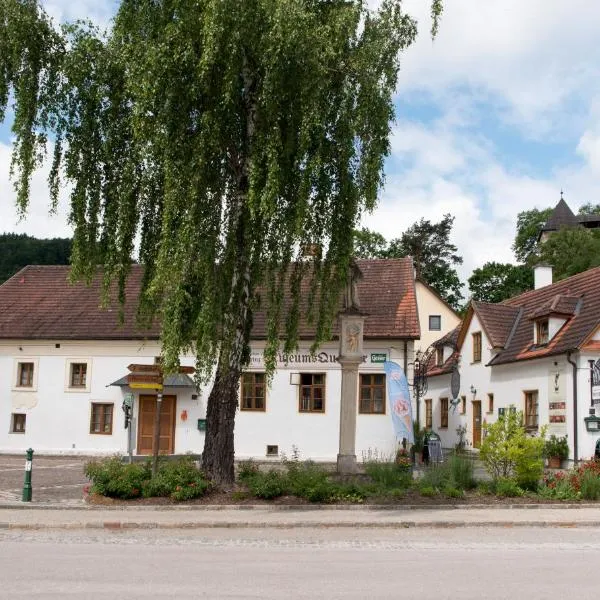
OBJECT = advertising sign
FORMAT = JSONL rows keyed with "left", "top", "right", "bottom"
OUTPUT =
{"left": 384, "top": 361, "right": 414, "bottom": 444}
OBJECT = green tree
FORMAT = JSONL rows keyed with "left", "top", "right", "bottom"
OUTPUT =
{"left": 538, "top": 227, "right": 600, "bottom": 280}
{"left": 387, "top": 214, "right": 463, "bottom": 309}
{"left": 0, "top": 234, "right": 72, "bottom": 282}
{"left": 578, "top": 203, "right": 600, "bottom": 216}
{"left": 1, "top": 0, "right": 442, "bottom": 483}
{"left": 512, "top": 207, "right": 553, "bottom": 263}
{"left": 352, "top": 227, "right": 388, "bottom": 259}
{"left": 467, "top": 262, "right": 532, "bottom": 303}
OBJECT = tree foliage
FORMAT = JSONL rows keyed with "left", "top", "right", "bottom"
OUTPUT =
{"left": 352, "top": 227, "right": 388, "bottom": 259}
{"left": 467, "top": 262, "right": 532, "bottom": 303}
{"left": 1, "top": 0, "right": 441, "bottom": 483}
{"left": 578, "top": 203, "right": 600, "bottom": 216}
{"left": 512, "top": 207, "right": 553, "bottom": 264}
{"left": 0, "top": 233, "right": 72, "bottom": 283}
{"left": 387, "top": 214, "right": 463, "bottom": 309}
{"left": 538, "top": 227, "right": 600, "bottom": 281}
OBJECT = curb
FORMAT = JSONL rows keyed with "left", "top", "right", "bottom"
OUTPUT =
{"left": 2, "top": 520, "right": 600, "bottom": 530}
{"left": 1, "top": 502, "right": 600, "bottom": 511}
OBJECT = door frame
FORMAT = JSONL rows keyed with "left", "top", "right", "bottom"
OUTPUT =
{"left": 472, "top": 400, "right": 482, "bottom": 449}
{"left": 136, "top": 394, "right": 177, "bottom": 455}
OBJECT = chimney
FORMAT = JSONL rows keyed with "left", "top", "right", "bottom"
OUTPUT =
{"left": 534, "top": 264, "right": 553, "bottom": 290}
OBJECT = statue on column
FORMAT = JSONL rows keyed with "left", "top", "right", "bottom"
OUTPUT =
{"left": 343, "top": 260, "right": 363, "bottom": 312}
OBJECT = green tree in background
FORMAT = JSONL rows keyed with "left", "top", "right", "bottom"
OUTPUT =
{"left": 352, "top": 227, "right": 388, "bottom": 259}
{"left": 512, "top": 207, "right": 553, "bottom": 264}
{"left": 0, "top": 234, "right": 72, "bottom": 283}
{"left": 468, "top": 262, "right": 533, "bottom": 304}
{"left": 578, "top": 203, "right": 600, "bottom": 216}
{"left": 538, "top": 227, "right": 600, "bottom": 280}
{"left": 1, "top": 0, "right": 442, "bottom": 483}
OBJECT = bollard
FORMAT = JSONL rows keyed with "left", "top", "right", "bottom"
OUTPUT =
{"left": 22, "top": 448, "right": 34, "bottom": 502}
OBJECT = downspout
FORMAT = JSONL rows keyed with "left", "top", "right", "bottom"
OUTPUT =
{"left": 567, "top": 351, "right": 578, "bottom": 464}
{"left": 403, "top": 341, "right": 408, "bottom": 374}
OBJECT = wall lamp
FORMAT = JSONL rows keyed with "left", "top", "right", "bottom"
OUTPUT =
{"left": 470, "top": 385, "right": 477, "bottom": 395}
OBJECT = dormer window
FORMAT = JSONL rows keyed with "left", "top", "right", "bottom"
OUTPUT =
{"left": 436, "top": 347, "right": 444, "bottom": 366}
{"left": 536, "top": 320, "right": 549, "bottom": 345}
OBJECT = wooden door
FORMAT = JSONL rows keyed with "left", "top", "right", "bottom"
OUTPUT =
{"left": 472, "top": 400, "right": 482, "bottom": 449}
{"left": 137, "top": 395, "right": 176, "bottom": 455}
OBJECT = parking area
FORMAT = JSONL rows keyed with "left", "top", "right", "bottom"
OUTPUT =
{"left": 0, "top": 455, "right": 89, "bottom": 503}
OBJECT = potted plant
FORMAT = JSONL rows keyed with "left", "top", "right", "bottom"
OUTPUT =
{"left": 411, "top": 421, "right": 425, "bottom": 465}
{"left": 543, "top": 435, "right": 569, "bottom": 468}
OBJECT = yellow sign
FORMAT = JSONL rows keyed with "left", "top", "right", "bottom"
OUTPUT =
{"left": 129, "top": 382, "right": 164, "bottom": 391}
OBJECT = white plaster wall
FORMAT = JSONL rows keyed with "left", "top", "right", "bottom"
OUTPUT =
{"left": 0, "top": 339, "right": 410, "bottom": 461}
{"left": 577, "top": 352, "right": 600, "bottom": 460}
{"left": 414, "top": 281, "right": 460, "bottom": 353}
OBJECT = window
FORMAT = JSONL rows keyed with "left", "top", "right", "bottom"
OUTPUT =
{"left": 461, "top": 395, "right": 466, "bottom": 415}
{"left": 90, "top": 403, "right": 113, "bottom": 435}
{"left": 487, "top": 393, "right": 494, "bottom": 414}
{"left": 17, "top": 362, "right": 34, "bottom": 387}
{"left": 359, "top": 374, "right": 385, "bottom": 414}
{"left": 70, "top": 363, "right": 87, "bottom": 388}
{"left": 440, "top": 397, "right": 449, "bottom": 428}
{"left": 436, "top": 347, "right": 444, "bottom": 366}
{"left": 11, "top": 413, "right": 26, "bottom": 433}
{"left": 425, "top": 399, "right": 432, "bottom": 429}
{"left": 266, "top": 445, "right": 279, "bottom": 456}
{"left": 241, "top": 372, "right": 266, "bottom": 411}
{"left": 429, "top": 315, "right": 441, "bottom": 331}
{"left": 299, "top": 374, "right": 325, "bottom": 413}
{"left": 472, "top": 332, "right": 482, "bottom": 363}
{"left": 524, "top": 391, "right": 539, "bottom": 430}
{"left": 536, "top": 320, "right": 549, "bottom": 345}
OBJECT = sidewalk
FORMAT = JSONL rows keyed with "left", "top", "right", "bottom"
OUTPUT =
{"left": 2, "top": 504, "right": 600, "bottom": 530}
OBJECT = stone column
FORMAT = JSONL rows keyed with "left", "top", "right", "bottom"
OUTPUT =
{"left": 337, "top": 312, "right": 365, "bottom": 474}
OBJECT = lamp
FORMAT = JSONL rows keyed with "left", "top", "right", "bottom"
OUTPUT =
{"left": 470, "top": 385, "right": 476, "bottom": 395}
{"left": 584, "top": 414, "right": 600, "bottom": 432}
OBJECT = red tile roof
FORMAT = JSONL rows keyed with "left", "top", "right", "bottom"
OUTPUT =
{"left": 471, "top": 302, "right": 522, "bottom": 349}
{"left": 0, "top": 259, "right": 419, "bottom": 341}
{"left": 479, "top": 266, "right": 600, "bottom": 365}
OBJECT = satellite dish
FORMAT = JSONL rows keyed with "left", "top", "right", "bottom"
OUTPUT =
{"left": 450, "top": 366, "right": 460, "bottom": 400}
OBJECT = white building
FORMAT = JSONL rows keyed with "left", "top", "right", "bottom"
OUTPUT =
{"left": 0, "top": 258, "right": 457, "bottom": 460}
{"left": 424, "top": 265, "right": 600, "bottom": 462}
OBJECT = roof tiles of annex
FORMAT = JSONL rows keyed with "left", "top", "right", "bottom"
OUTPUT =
{"left": 0, "top": 259, "right": 420, "bottom": 341}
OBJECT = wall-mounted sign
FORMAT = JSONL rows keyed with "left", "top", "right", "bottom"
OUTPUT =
{"left": 548, "top": 366, "right": 567, "bottom": 433}
{"left": 370, "top": 353, "right": 387, "bottom": 363}
{"left": 593, "top": 359, "right": 600, "bottom": 401}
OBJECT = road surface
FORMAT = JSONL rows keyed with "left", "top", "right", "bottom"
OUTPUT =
{"left": 1, "top": 527, "right": 598, "bottom": 599}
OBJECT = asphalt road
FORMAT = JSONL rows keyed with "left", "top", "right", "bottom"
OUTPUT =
{"left": 1, "top": 527, "right": 599, "bottom": 599}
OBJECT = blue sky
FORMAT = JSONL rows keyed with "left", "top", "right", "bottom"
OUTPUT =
{"left": 2, "top": 0, "right": 600, "bottom": 285}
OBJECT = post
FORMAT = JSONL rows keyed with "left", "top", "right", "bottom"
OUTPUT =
{"left": 152, "top": 391, "right": 163, "bottom": 477}
{"left": 337, "top": 312, "right": 365, "bottom": 474}
{"left": 22, "top": 448, "right": 33, "bottom": 502}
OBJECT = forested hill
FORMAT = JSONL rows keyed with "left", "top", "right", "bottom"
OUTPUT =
{"left": 0, "top": 234, "right": 71, "bottom": 284}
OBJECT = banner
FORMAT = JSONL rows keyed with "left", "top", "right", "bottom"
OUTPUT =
{"left": 384, "top": 361, "right": 414, "bottom": 444}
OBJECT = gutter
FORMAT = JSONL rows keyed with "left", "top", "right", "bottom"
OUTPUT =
{"left": 567, "top": 351, "right": 578, "bottom": 463}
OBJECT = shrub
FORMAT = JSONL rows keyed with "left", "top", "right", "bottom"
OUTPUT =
{"left": 246, "top": 470, "right": 287, "bottom": 499}
{"left": 443, "top": 485, "right": 463, "bottom": 499}
{"left": 364, "top": 461, "right": 412, "bottom": 490}
{"left": 479, "top": 407, "right": 545, "bottom": 489}
{"left": 419, "top": 485, "right": 437, "bottom": 497}
{"left": 495, "top": 478, "right": 524, "bottom": 498}
{"left": 539, "top": 471, "right": 578, "bottom": 500}
{"left": 142, "top": 458, "right": 209, "bottom": 500}
{"left": 580, "top": 470, "right": 600, "bottom": 500}
{"left": 448, "top": 455, "right": 476, "bottom": 490}
{"left": 237, "top": 460, "right": 259, "bottom": 483}
{"left": 84, "top": 457, "right": 149, "bottom": 499}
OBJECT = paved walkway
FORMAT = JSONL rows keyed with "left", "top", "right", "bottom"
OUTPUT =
{"left": 2, "top": 505, "right": 600, "bottom": 530}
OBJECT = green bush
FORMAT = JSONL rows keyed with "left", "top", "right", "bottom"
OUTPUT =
{"left": 580, "top": 470, "right": 600, "bottom": 500}
{"left": 237, "top": 460, "right": 259, "bottom": 483}
{"left": 142, "top": 458, "right": 209, "bottom": 500}
{"left": 84, "top": 457, "right": 149, "bottom": 499}
{"left": 364, "top": 461, "right": 412, "bottom": 490}
{"left": 419, "top": 485, "right": 438, "bottom": 497}
{"left": 480, "top": 407, "right": 545, "bottom": 489}
{"left": 495, "top": 478, "right": 524, "bottom": 498}
{"left": 84, "top": 457, "right": 209, "bottom": 501}
{"left": 245, "top": 470, "right": 287, "bottom": 499}
{"left": 443, "top": 485, "right": 463, "bottom": 499}
{"left": 543, "top": 435, "right": 569, "bottom": 460}
{"left": 448, "top": 455, "right": 476, "bottom": 490}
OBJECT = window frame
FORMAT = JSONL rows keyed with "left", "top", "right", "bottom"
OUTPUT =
{"left": 299, "top": 373, "right": 326, "bottom": 413}
{"left": 425, "top": 399, "right": 433, "bottom": 429}
{"left": 11, "top": 413, "right": 26, "bottom": 434}
{"left": 536, "top": 320, "right": 549, "bottom": 345}
{"left": 472, "top": 332, "right": 482, "bottom": 363}
{"left": 240, "top": 372, "right": 267, "bottom": 412}
{"left": 69, "top": 363, "right": 88, "bottom": 388}
{"left": 524, "top": 390, "right": 539, "bottom": 431}
{"left": 487, "top": 393, "right": 494, "bottom": 414}
{"left": 440, "top": 397, "right": 449, "bottom": 428}
{"left": 436, "top": 347, "right": 444, "bottom": 366}
{"left": 461, "top": 395, "right": 466, "bottom": 415}
{"left": 89, "top": 403, "right": 114, "bottom": 435}
{"left": 16, "top": 362, "right": 34, "bottom": 388}
{"left": 429, "top": 315, "right": 442, "bottom": 331}
{"left": 64, "top": 358, "right": 91, "bottom": 392}
{"left": 359, "top": 373, "right": 386, "bottom": 415}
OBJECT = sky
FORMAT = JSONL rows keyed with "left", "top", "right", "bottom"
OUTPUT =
{"left": 1, "top": 0, "right": 600, "bottom": 287}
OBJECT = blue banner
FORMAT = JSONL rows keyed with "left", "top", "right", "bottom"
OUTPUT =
{"left": 384, "top": 361, "right": 414, "bottom": 444}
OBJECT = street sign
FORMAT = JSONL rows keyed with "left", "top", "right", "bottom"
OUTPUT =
{"left": 370, "top": 353, "right": 387, "bottom": 363}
